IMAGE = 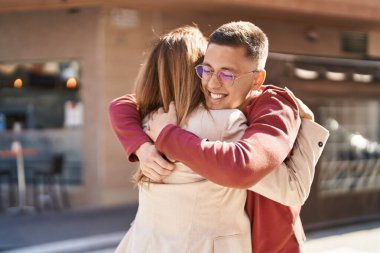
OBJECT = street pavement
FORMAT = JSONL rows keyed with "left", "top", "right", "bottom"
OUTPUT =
{"left": 303, "top": 219, "right": 380, "bottom": 253}
{"left": 1, "top": 204, "right": 380, "bottom": 253}
{"left": 0, "top": 204, "right": 137, "bottom": 253}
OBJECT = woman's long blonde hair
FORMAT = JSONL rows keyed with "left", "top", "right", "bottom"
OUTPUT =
{"left": 133, "top": 26, "right": 208, "bottom": 183}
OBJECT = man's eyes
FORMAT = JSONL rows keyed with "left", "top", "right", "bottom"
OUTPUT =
{"left": 201, "top": 66, "right": 234, "bottom": 80}
{"left": 219, "top": 71, "right": 234, "bottom": 79}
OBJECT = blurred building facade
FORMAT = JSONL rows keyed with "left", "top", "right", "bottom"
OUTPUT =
{"left": 1, "top": 0, "right": 380, "bottom": 228}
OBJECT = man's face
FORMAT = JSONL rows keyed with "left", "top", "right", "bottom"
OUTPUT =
{"left": 201, "top": 43, "right": 259, "bottom": 110}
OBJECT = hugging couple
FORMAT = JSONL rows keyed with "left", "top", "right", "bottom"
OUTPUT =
{"left": 109, "top": 21, "right": 329, "bottom": 253}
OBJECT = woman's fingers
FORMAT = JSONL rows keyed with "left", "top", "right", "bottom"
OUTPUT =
{"left": 285, "top": 87, "right": 314, "bottom": 121}
{"left": 295, "top": 98, "right": 314, "bottom": 121}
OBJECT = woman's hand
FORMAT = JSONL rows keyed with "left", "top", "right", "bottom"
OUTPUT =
{"left": 295, "top": 97, "right": 314, "bottom": 121}
{"left": 286, "top": 88, "right": 314, "bottom": 121}
{"left": 146, "top": 102, "right": 178, "bottom": 142}
{"left": 135, "top": 142, "right": 175, "bottom": 182}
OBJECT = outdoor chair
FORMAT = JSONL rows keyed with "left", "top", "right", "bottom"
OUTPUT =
{"left": 0, "top": 168, "right": 14, "bottom": 210}
{"left": 32, "top": 154, "right": 70, "bottom": 211}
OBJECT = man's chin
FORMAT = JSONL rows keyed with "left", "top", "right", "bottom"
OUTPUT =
{"left": 207, "top": 103, "right": 227, "bottom": 110}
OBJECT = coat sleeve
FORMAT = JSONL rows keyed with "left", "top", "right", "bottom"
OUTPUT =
{"left": 108, "top": 94, "right": 151, "bottom": 162}
{"left": 155, "top": 89, "right": 301, "bottom": 188}
{"left": 248, "top": 119, "right": 329, "bottom": 206}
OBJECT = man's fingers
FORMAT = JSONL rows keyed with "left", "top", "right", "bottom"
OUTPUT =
{"left": 149, "top": 161, "right": 172, "bottom": 176}
{"left": 141, "top": 168, "right": 161, "bottom": 182}
{"left": 154, "top": 156, "right": 176, "bottom": 171}
{"left": 169, "top": 102, "right": 177, "bottom": 116}
{"left": 150, "top": 151, "right": 175, "bottom": 171}
{"left": 135, "top": 142, "right": 173, "bottom": 182}
{"left": 157, "top": 107, "right": 164, "bottom": 114}
{"left": 169, "top": 101, "right": 175, "bottom": 111}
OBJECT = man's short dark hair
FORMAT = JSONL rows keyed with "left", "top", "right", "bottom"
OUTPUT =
{"left": 209, "top": 21, "right": 268, "bottom": 69}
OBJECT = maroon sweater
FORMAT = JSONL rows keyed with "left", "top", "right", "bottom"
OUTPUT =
{"left": 109, "top": 85, "right": 303, "bottom": 253}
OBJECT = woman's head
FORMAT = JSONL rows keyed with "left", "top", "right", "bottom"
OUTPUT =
{"left": 135, "top": 26, "right": 207, "bottom": 125}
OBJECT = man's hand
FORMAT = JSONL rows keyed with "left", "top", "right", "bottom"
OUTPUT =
{"left": 146, "top": 102, "right": 177, "bottom": 141}
{"left": 135, "top": 142, "right": 175, "bottom": 182}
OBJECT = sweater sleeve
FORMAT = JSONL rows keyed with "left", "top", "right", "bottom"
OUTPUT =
{"left": 108, "top": 94, "right": 151, "bottom": 162}
{"left": 155, "top": 88, "right": 301, "bottom": 188}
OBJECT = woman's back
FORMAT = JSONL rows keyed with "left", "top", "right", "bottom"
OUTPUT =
{"left": 116, "top": 108, "right": 251, "bottom": 253}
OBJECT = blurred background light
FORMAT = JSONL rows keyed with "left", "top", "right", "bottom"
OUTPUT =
{"left": 14, "top": 78, "right": 23, "bottom": 88}
{"left": 66, "top": 77, "right": 77, "bottom": 88}
{"left": 325, "top": 71, "right": 346, "bottom": 81}
{"left": 294, "top": 67, "right": 319, "bottom": 80}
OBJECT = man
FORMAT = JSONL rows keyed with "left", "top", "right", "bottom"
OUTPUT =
{"left": 110, "top": 21, "right": 328, "bottom": 252}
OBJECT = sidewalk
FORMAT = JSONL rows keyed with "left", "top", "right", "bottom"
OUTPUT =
{"left": 303, "top": 219, "right": 380, "bottom": 253}
{"left": 0, "top": 204, "right": 138, "bottom": 252}
{"left": 1, "top": 204, "right": 379, "bottom": 253}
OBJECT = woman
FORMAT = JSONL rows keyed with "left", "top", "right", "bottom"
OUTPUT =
{"left": 110, "top": 26, "right": 328, "bottom": 252}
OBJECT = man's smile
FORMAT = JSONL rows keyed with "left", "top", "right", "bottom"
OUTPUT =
{"left": 208, "top": 91, "right": 227, "bottom": 100}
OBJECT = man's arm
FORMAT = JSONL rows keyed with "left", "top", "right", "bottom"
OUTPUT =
{"left": 109, "top": 94, "right": 150, "bottom": 162}
{"left": 220, "top": 107, "right": 328, "bottom": 206}
{"left": 109, "top": 89, "right": 326, "bottom": 205}
{"left": 108, "top": 95, "right": 174, "bottom": 180}
{"left": 219, "top": 97, "right": 328, "bottom": 206}
{"left": 152, "top": 87, "right": 301, "bottom": 189}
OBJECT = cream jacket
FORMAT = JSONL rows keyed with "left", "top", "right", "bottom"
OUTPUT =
{"left": 115, "top": 108, "right": 329, "bottom": 253}
{"left": 249, "top": 119, "right": 329, "bottom": 206}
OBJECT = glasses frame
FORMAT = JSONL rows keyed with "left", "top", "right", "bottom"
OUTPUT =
{"left": 195, "top": 64, "right": 260, "bottom": 87}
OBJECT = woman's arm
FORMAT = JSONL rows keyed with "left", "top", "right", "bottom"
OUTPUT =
{"left": 220, "top": 110, "right": 329, "bottom": 206}
{"left": 248, "top": 119, "right": 329, "bottom": 206}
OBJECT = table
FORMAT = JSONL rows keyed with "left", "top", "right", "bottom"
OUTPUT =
{"left": 0, "top": 141, "right": 38, "bottom": 214}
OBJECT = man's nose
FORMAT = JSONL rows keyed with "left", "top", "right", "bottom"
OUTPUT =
{"left": 208, "top": 73, "right": 222, "bottom": 89}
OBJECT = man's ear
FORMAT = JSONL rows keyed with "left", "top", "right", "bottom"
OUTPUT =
{"left": 252, "top": 70, "right": 266, "bottom": 90}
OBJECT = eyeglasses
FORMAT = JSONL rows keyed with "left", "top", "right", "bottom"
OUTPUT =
{"left": 195, "top": 64, "right": 259, "bottom": 87}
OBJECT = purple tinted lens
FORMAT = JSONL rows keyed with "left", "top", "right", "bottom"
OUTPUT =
{"left": 218, "top": 71, "right": 234, "bottom": 85}
{"left": 196, "top": 65, "right": 204, "bottom": 78}
{"left": 219, "top": 71, "right": 233, "bottom": 80}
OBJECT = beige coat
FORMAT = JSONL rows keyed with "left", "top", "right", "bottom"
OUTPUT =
{"left": 249, "top": 119, "right": 329, "bottom": 206}
{"left": 115, "top": 107, "right": 329, "bottom": 253}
